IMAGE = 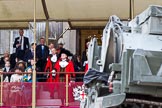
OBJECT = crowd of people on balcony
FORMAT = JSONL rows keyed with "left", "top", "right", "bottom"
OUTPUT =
{"left": 0, "top": 29, "right": 89, "bottom": 83}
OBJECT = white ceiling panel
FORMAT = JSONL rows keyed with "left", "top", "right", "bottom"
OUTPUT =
{"left": 0, "top": 0, "right": 162, "bottom": 28}
{"left": 0, "top": 22, "right": 28, "bottom": 29}
{"left": 0, "top": 0, "right": 45, "bottom": 21}
{"left": 46, "top": 0, "right": 130, "bottom": 20}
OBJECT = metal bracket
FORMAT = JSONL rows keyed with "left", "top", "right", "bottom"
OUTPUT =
{"left": 109, "top": 63, "right": 121, "bottom": 72}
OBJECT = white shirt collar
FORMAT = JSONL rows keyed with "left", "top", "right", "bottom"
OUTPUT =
{"left": 51, "top": 54, "right": 57, "bottom": 62}
{"left": 5, "top": 67, "right": 10, "bottom": 72}
{"left": 59, "top": 60, "right": 69, "bottom": 68}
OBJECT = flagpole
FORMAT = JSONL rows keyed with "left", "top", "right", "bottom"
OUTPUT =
{"left": 32, "top": 0, "right": 36, "bottom": 107}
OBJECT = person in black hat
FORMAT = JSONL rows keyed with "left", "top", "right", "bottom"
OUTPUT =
{"left": 54, "top": 50, "right": 75, "bottom": 102}
{"left": 54, "top": 49, "right": 75, "bottom": 82}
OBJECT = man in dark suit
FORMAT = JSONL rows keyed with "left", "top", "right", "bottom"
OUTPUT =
{"left": 10, "top": 53, "right": 17, "bottom": 69}
{"left": 36, "top": 37, "right": 49, "bottom": 81}
{"left": 24, "top": 43, "right": 36, "bottom": 66}
{"left": 13, "top": 29, "right": 29, "bottom": 60}
{"left": 81, "top": 42, "right": 89, "bottom": 70}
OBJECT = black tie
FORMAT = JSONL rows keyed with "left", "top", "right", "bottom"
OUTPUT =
{"left": 20, "top": 37, "right": 22, "bottom": 44}
{"left": 32, "top": 50, "right": 34, "bottom": 57}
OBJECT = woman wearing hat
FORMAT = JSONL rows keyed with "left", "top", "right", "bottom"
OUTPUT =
{"left": 15, "top": 60, "right": 26, "bottom": 72}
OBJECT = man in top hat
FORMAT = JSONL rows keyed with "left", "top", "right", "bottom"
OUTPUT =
{"left": 54, "top": 50, "right": 75, "bottom": 102}
{"left": 13, "top": 29, "right": 29, "bottom": 60}
{"left": 57, "top": 41, "right": 73, "bottom": 59}
{"left": 54, "top": 49, "right": 75, "bottom": 82}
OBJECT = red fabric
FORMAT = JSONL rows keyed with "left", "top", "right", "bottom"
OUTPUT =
{"left": 44, "top": 57, "right": 56, "bottom": 97}
{"left": 44, "top": 56, "right": 53, "bottom": 82}
{"left": 54, "top": 60, "right": 75, "bottom": 82}
{"left": 84, "top": 64, "right": 88, "bottom": 73}
{"left": 2, "top": 82, "right": 83, "bottom": 107}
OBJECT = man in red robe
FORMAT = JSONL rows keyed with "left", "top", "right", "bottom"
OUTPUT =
{"left": 54, "top": 50, "right": 75, "bottom": 102}
{"left": 54, "top": 50, "right": 75, "bottom": 82}
{"left": 44, "top": 48, "right": 58, "bottom": 82}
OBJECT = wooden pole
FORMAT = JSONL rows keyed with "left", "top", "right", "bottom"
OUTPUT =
{"left": 65, "top": 74, "right": 69, "bottom": 106}
{"left": 46, "top": 20, "right": 49, "bottom": 45}
{"left": 130, "top": 0, "right": 134, "bottom": 19}
{"left": 32, "top": 0, "right": 36, "bottom": 107}
{"left": 0, "top": 72, "right": 3, "bottom": 106}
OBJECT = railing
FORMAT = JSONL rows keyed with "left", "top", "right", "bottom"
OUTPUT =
{"left": 0, "top": 72, "right": 85, "bottom": 107}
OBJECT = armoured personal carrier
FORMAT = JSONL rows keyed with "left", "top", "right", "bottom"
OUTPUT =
{"left": 82, "top": 5, "right": 162, "bottom": 108}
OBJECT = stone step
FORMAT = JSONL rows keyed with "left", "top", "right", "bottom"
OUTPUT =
{"left": 37, "top": 99, "right": 62, "bottom": 106}
{"left": 39, "top": 91, "right": 51, "bottom": 99}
